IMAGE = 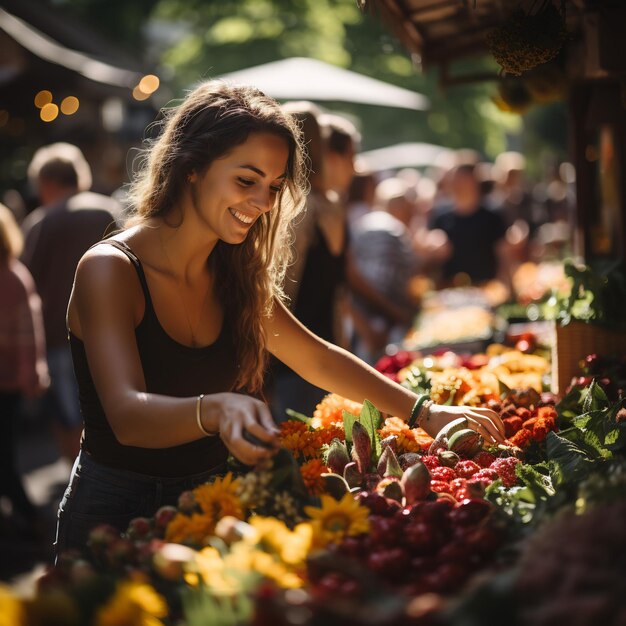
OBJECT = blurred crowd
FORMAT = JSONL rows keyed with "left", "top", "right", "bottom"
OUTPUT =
{"left": 0, "top": 106, "right": 575, "bottom": 553}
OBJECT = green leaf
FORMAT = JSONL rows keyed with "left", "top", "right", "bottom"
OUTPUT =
{"left": 342, "top": 410, "right": 358, "bottom": 443}
{"left": 545, "top": 431, "right": 595, "bottom": 484}
{"left": 359, "top": 399, "right": 382, "bottom": 460}
{"left": 516, "top": 462, "right": 556, "bottom": 498}
{"left": 581, "top": 380, "right": 609, "bottom": 413}
{"left": 497, "top": 378, "right": 512, "bottom": 400}
{"left": 285, "top": 409, "right": 312, "bottom": 425}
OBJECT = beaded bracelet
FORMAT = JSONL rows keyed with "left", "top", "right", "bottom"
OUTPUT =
{"left": 196, "top": 394, "right": 218, "bottom": 437}
{"left": 408, "top": 395, "right": 428, "bottom": 429}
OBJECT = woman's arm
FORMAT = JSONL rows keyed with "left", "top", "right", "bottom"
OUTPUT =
{"left": 265, "top": 298, "right": 505, "bottom": 442}
{"left": 71, "top": 247, "right": 277, "bottom": 465}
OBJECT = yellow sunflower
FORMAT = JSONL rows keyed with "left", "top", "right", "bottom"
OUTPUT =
{"left": 247, "top": 516, "right": 313, "bottom": 566}
{"left": 194, "top": 474, "right": 244, "bottom": 521}
{"left": 305, "top": 493, "right": 370, "bottom": 548}
{"left": 0, "top": 586, "right": 24, "bottom": 626}
{"left": 94, "top": 581, "right": 167, "bottom": 626}
{"left": 165, "top": 512, "right": 214, "bottom": 545}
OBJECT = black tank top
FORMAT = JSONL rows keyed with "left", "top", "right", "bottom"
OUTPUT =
{"left": 70, "top": 239, "right": 238, "bottom": 477}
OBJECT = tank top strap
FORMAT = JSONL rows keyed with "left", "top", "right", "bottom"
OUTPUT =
{"left": 96, "top": 239, "right": 154, "bottom": 312}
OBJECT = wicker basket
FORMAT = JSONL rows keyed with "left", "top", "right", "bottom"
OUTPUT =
{"left": 551, "top": 321, "right": 626, "bottom": 395}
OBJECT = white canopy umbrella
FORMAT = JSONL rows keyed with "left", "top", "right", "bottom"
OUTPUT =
{"left": 357, "top": 142, "right": 454, "bottom": 171}
{"left": 217, "top": 57, "right": 429, "bottom": 111}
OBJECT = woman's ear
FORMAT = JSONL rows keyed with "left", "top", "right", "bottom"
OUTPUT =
{"left": 187, "top": 171, "right": 198, "bottom": 183}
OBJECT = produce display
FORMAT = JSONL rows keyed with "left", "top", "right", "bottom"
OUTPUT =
{"left": 3, "top": 348, "right": 624, "bottom": 626}
{"left": 403, "top": 287, "right": 497, "bottom": 352}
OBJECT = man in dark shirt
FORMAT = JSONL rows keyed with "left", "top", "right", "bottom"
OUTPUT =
{"left": 21, "top": 143, "right": 120, "bottom": 459}
{"left": 430, "top": 163, "right": 507, "bottom": 286}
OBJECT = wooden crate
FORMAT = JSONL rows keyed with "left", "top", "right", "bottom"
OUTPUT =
{"left": 551, "top": 321, "right": 626, "bottom": 395}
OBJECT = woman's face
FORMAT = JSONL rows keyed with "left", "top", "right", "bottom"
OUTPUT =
{"left": 188, "top": 131, "right": 290, "bottom": 244}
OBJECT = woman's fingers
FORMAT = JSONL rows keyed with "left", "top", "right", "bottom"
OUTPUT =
{"left": 257, "top": 403, "right": 281, "bottom": 437}
{"left": 467, "top": 419, "right": 497, "bottom": 444}
{"left": 226, "top": 419, "right": 273, "bottom": 465}
{"left": 472, "top": 407, "right": 506, "bottom": 436}
{"left": 469, "top": 412, "right": 506, "bottom": 443}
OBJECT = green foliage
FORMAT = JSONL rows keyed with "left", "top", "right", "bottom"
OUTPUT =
{"left": 150, "top": 0, "right": 517, "bottom": 156}
{"left": 554, "top": 259, "right": 626, "bottom": 330}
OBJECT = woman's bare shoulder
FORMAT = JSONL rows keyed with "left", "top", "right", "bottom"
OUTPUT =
{"left": 74, "top": 240, "right": 142, "bottom": 300}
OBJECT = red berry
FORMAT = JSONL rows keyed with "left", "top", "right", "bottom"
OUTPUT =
{"left": 454, "top": 460, "right": 480, "bottom": 479}
{"left": 490, "top": 457, "right": 520, "bottom": 488}
{"left": 450, "top": 498, "right": 492, "bottom": 526}
{"left": 421, "top": 455, "right": 441, "bottom": 470}
{"left": 430, "top": 480, "right": 452, "bottom": 494}
{"left": 474, "top": 468, "right": 499, "bottom": 481}
{"left": 454, "top": 487, "right": 471, "bottom": 501}
{"left": 472, "top": 451, "right": 496, "bottom": 468}
{"left": 430, "top": 466, "right": 457, "bottom": 482}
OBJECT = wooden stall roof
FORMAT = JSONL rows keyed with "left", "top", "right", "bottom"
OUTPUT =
{"left": 366, "top": 0, "right": 587, "bottom": 68}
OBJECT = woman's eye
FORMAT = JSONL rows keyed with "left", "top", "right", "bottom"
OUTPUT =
{"left": 270, "top": 185, "right": 282, "bottom": 194}
{"left": 237, "top": 177, "right": 255, "bottom": 186}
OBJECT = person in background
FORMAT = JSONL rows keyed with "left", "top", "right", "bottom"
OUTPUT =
{"left": 348, "top": 177, "right": 422, "bottom": 362}
{"left": 0, "top": 204, "right": 49, "bottom": 534}
{"left": 346, "top": 170, "right": 376, "bottom": 230}
{"left": 21, "top": 143, "right": 121, "bottom": 461}
{"left": 429, "top": 163, "right": 508, "bottom": 288}
{"left": 269, "top": 103, "right": 351, "bottom": 418}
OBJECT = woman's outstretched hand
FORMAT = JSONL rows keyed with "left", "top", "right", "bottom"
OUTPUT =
{"left": 204, "top": 393, "right": 281, "bottom": 465}
{"left": 421, "top": 404, "right": 506, "bottom": 445}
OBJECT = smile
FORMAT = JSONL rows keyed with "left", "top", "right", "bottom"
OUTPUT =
{"left": 229, "top": 208, "right": 255, "bottom": 225}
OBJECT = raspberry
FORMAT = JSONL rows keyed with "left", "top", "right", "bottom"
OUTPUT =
{"left": 430, "top": 480, "right": 452, "bottom": 494}
{"left": 450, "top": 478, "right": 467, "bottom": 500}
{"left": 421, "top": 455, "right": 441, "bottom": 471}
{"left": 490, "top": 457, "right": 520, "bottom": 488}
{"left": 474, "top": 468, "right": 499, "bottom": 481}
{"left": 472, "top": 452, "right": 496, "bottom": 468}
{"left": 430, "top": 466, "right": 457, "bottom": 482}
{"left": 454, "top": 487, "right": 471, "bottom": 501}
{"left": 455, "top": 460, "right": 480, "bottom": 478}
{"left": 468, "top": 468, "right": 499, "bottom": 490}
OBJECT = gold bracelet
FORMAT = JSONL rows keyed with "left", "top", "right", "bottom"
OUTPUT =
{"left": 196, "top": 394, "right": 217, "bottom": 437}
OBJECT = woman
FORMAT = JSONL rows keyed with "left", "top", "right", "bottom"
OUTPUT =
{"left": 0, "top": 203, "right": 48, "bottom": 531}
{"left": 55, "top": 82, "right": 504, "bottom": 556}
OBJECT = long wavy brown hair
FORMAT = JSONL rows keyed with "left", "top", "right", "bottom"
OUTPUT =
{"left": 126, "top": 81, "right": 307, "bottom": 393}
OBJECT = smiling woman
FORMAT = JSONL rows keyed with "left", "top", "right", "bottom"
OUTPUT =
{"left": 54, "top": 81, "right": 505, "bottom": 559}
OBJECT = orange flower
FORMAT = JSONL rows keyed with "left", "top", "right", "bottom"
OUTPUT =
{"left": 312, "top": 394, "right": 362, "bottom": 429}
{"left": 509, "top": 428, "right": 532, "bottom": 448}
{"left": 281, "top": 428, "right": 321, "bottom": 458}
{"left": 315, "top": 425, "right": 345, "bottom": 446}
{"left": 280, "top": 421, "right": 309, "bottom": 438}
{"left": 300, "top": 459, "right": 328, "bottom": 495}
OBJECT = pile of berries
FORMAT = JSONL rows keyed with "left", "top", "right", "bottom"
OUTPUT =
{"left": 421, "top": 452, "right": 521, "bottom": 499}
{"left": 312, "top": 493, "right": 503, "bottom": 599}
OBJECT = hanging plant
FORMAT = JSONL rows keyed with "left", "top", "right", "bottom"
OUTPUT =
{"left": 493, "top": 77, "right": 534, "bottom": 114}
{"left": 524, "top": 60, "right": 569, "bottom": 103}
{"left": 485, "top": 0, "right": 568, "bottom": 76}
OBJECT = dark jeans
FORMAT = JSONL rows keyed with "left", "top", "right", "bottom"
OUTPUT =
{"left": 0, "top": 391, "right": 37, "bottom": 520}
{"left": 54, "top": 449, "right": 223, "bottom": 558}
